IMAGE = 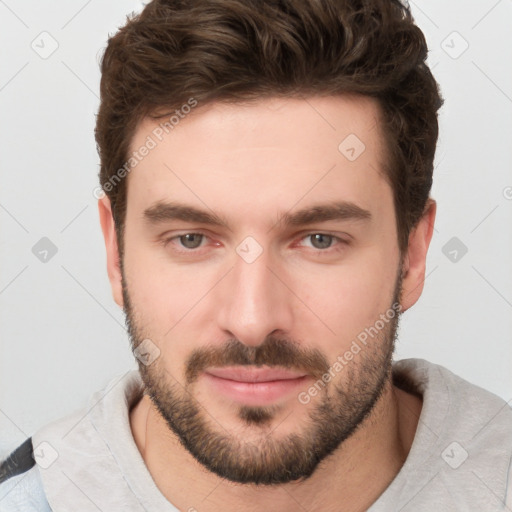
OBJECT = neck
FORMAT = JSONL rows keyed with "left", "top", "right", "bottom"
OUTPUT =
{"left": 130, "top": 378, "right": 422, "bottom": 512}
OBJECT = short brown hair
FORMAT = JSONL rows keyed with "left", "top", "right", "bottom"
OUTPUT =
{"left": 95, "top": 0, "right": 443, "bottom": 254}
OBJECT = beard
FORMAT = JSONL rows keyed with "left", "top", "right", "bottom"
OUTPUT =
{"left": 122, "top": 266, "right": 403, "bottom": 485}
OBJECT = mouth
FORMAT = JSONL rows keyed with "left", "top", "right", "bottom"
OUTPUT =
{"left": 202, "top": 366, "right": 310, "bottom": 406}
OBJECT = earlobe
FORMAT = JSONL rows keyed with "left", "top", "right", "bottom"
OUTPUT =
{"left": 399, "top": 199, "right": 437, "bottom": 312}
{"left": 98, "top": 196, "right": 124, "bottom": 308}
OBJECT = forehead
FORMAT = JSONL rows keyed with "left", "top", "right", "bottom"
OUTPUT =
{"left": 125, "top": 95, "right": 392, "bottom": 227}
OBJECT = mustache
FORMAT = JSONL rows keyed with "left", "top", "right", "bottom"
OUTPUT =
{"left": 185, "top": 337, "right": 330, "bottom": 384}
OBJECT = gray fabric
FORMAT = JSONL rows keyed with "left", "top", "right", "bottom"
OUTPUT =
{"left": 368, "top": 359, "right": 512, "bottom": 511}
{"left": 32, "top": 371, "right": 176, "bottom": 512}
{"left": 1, "top": 358, "right": 511, "bottom": 511}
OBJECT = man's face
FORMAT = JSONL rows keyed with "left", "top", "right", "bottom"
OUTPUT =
{"left": 120, "top": 95, "right": 404, "bottom": 484}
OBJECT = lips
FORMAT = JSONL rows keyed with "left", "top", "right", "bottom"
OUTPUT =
{"left": 202, "top": 366, "right": 310, "bottom": 406}
{"left": 205, "top": 366, "right": 308, "bottom": 383}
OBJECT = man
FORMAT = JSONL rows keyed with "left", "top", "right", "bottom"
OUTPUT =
{"left": 1, "top": 0, "right": 511, "bottom": 510}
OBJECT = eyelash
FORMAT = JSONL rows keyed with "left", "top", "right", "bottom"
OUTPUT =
{"left": 162, "top": 232, "right": 349, "bottom": 255}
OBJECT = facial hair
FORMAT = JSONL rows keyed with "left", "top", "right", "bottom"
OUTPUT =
{"left": 122, "top": 266, "right": 403, "bottom": 485}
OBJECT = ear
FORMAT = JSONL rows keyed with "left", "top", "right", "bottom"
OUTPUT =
{"left": 98, "top": 196, "right": 124, "bottom": 308}
{"left": 400, "top": 198, "right": 436, "bottom": 312}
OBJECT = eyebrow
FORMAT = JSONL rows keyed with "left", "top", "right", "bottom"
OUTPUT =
{"left": 143, "top": 200, "right": 372, "bottom": 230}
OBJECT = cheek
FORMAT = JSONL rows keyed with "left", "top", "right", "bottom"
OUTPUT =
{"left": 125, "top": 262, "right": 208, "bottom": 337}
{"left": 122, "top": 237, "right": 226, "bottom": 374}
{"left": 123, "top": 259, "right": 198, "bottom": 381}
{"left": 122, "top": 231, "right": 191, "bottom": 337}
{"left": 293, "top": 250, "right": 398, "bottom": 353}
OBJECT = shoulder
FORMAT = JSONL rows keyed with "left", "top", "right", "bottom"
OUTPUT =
{"left": 0, "top": 371, "right": 143, "bottom": 512}
{"left": 395, "top": 358, "right": 512, "bottom": 448}
{"left": 394, "top": 357, "right": 512, "bottom": 424}
{"left": 392, "top": 358, "right": 512, "bottom": 508}
{"left": 0, "top": 438, "right": 51, "bottom": 511}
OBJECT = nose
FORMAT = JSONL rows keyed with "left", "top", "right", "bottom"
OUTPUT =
{"left": 216, "top": 245, "right": 294, "bottom": 347}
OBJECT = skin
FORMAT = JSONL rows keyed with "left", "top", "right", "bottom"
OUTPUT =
{"left": 99, "top": 95, "right": 436, "bottom": 511}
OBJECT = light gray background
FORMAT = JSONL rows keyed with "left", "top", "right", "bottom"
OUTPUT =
{"left": 1, "top": 0, "right": 511, "bottom": 458}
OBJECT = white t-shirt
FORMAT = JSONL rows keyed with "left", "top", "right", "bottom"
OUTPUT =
{"left": 1, "top": 358, "right": 511, "bottom": 511}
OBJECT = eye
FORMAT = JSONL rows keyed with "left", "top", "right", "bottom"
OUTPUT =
{"left": 179, "top": 233, "right": 204, "bottom": 249}
{"left": 298, "top": 233, "right": 347, "bottom": 252}
{"left": 306, "top": 233, "right": 334, "bottom": 250}
{"left": 166, "top": 232, "right": 208, "bottom": 251}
